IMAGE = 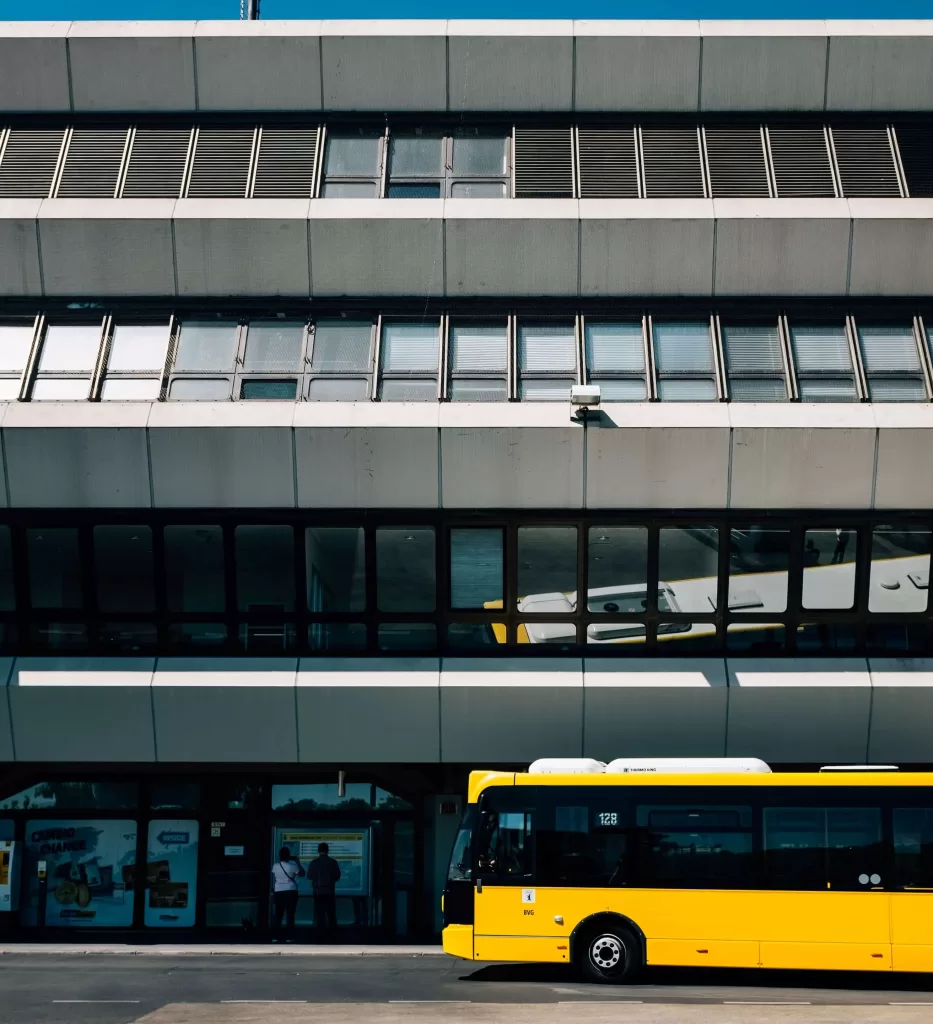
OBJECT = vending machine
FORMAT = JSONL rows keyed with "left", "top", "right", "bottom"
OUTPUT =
{"left": 0, "top": 841, "right": 21, "bottom": 912}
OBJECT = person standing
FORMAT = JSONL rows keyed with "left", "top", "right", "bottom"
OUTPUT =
{"left": 307, "top": 842, "right": 341, "bottom": 939}
{"left": 271, "top": 846, "right": 304, "bottom": 942}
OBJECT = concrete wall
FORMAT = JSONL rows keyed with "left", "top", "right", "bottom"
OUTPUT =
{"left": 2, "top": 21, "right": 932, "bottom": 113}
{"left": 2, "top": 197, "right": 930, "bottom": 299}
{"left": 2, "top": 655, "right": 931, "bottom": 765}
{"left": 0, "top": 401, "right": 920, "bottom": 512}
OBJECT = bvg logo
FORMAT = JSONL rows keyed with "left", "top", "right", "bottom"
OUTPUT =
{"left": 521, "top": 889, "right": 536, "bottom": 916}
{"left": 523, "top": 908, "right": 535, "bottom": 916}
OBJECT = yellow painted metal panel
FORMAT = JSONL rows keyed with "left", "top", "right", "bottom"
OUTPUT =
{"left": 474, "top": 935, "right": 570, "bottom": 963}
{"left": 892, "top": 892, "right": 933, "bottom": 971}
{"left": 442, "top": 924, "right": 474, "bottom": 960}
{"left": 761, "top": 941, "right": 891, "bottom": 971}
{"left": 892, "top": 944, "right": 933, "bottom": 973}
{"left": 648, "top": 938, "right": 760, "bottom": 968}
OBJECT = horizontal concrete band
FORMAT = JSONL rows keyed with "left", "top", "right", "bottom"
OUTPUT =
{"left": 0, "top": 402, "right": 927, "bottom": 510}
{"left": 2, "top": 198, "right": 932, "bottom": 298}
{"left": 2, "top": 21, "right": 933, "bottom": 114}
{"left": 0, "top": 656, "right": 930, "bottom": 765}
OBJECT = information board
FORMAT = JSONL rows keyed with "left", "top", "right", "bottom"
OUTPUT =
{"left": 276, "top": 828, "right": 369, "bottom": 896}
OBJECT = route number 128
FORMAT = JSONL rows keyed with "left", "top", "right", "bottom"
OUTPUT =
{"left": 598, "top": 812, "right": 619, "bottom": 826}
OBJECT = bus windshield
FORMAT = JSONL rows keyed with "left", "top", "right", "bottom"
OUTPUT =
{"left": 447, "top": 806, "right": 477, "bottom": 882}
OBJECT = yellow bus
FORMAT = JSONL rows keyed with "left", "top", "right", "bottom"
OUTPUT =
{"left": 442, "top": 758, "right": 933, "bottom": 981}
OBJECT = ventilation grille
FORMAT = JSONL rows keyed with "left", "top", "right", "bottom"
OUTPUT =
{"left": 895, "top": 126, "right": 933, "bottom": 198}
{"left": 514, "top": 127, "right": 574, "bottom": 198}
{"left": 122, "top": 127, "right": 192, "bottom": 198}
{"left": 252, "top": 126, "right": 319, "bottom": 198}
{"left": 768, "top": 127, "right": 836, "bottom": 198}
{"left": 186, "top": 127, "right": 255, "bottom": 199}
{"left": 56, "top": 127, "right": 128, "bottom": 198}
{"left": 641, "top": 128, "right": 705, "bottom": 198}
{"left": 704, "top": 126, "right": 770, "bottom": 198}
{"left": 0, "top": 129, "right": 65, "bottom": 198}
{"left": 578, "top": 126, "right": 638, "bottom": 198}
{"left": 832, "top": 127, "right": 901, "bottom": 198}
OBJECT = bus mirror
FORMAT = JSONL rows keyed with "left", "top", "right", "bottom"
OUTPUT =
{"left": 475, "top": 878, "right": 482, "bottom": 894}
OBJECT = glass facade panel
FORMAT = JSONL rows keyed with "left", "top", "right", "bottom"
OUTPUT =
{"left": 307, "top": 378, "right": 369, "bottom": 401}
{"left": 450, "top": 181, "right": 507, "bottom": 198}
{"left": 322, "top": 181, "right": 378, "bottom": 198}
{"left": 449, "top": 324, "right": 507, "bottom": 372}
{"left": 240, "top": 380, "right": 298, "bottom": 400}
{"left": 728, "top": 378, "right": 787, "bottom": 401}
{"left": 518, "top": 323, "right": 576, "bottom": 373}
{"left": 376, "top": 527, "right": 435, "bottom": 612}
{"left": 653, "top": 321, "right": 713, "bottom": 373}
{"left": 324, "top": 136, "right": 381, "bottom": 177}
{"left": 869, "top": 525, "right": 930, "bottom": 613}
{"left": 894, "top": 807, "right": 933, "bottom": 888}
{"left": 311, "top": 322, "right": 372, "bottom": 372}
{"left": 173, "top": 322, "right": 239, "bottom": 372}
{"left": 93, "top": 526, "right": 154, "bottom": 613}
{"left": 379, "top": 379, "right": 438, "bottom": 402}
{"left": 659, "top": 526, "right": 719, "bottom": 613}
{"left": 585, "top": 322, "right": 644, "bottom": 373}
{"left": 656, "top": 378, "right": 718, "bottom": 401}
{"left": 587, "top": 527, "right": 648, "bottom": 610}
{"left": 520, "top": 621, "right": 577, "bottom": 645}
{"left": 107, "top": 324, "right": 170, "bottom": 372}
{"left": 729, "top": 526, "right": 790, "bottom": 613}
{"left": 32, "top": 378, "right": 91, "bottom": 401}
{"left": 306, "top": 527, "right": 365, "bottom": 612}
{"left": 447, "top": 623, "right": 504, "bottom": 647}
{"left": 803, "top": 528, "right": 857, "bottom": 610}
{"left": 517, "top": 527, "right": 577, "bottom": 612}
{"left": 168, "top": 378, "right": 231, "bottom": 401}
{"left": 309, "top": 622, "right": 367, "bottom": 652}
{"left": 0, "top": 324, "right": 34, "bottom": 373}
{"left": 38, "top": 324, "right": 101, "bottom": 373}
{"left": 27, "top": 527, "right": 81, "bottom": 609}
{"left": 235, "top": 526, "right": 295, "bottom": 613}
{"left": 448, "top": 379, "right": 507, "bottom": 401}
{"left": 518, "top": 378, "right": 573, "bottom": 401}
{"left": 101, "top": 378, "right": 161, "bottom": 401}
{"left": 0, "top": 379, "right": 21, "bottom": 400}
{"left": 452, "top": 135, "right": 508, "bottom": 176}
{"left": 380, "top": 323, "right": 439, "bottom": 374}
{"left": 450, "top": 528, "right": 503, "bottom": 609}
{"left": 378, "top": 622, "right": 436, "bottom": 650}
{"left": 242, "top": 322, "right": 304, "bottom": 372}
{"left": 165, "top": 526, "right": 225, "bottom": 613}
{"left": 389, "top": 136, "right": 443, "bottom": 177}
{"left": 387, "top": 183, "right": 441, "bottom": 199}
{"left": 722, "top": 322, "right": 787, "bottom": 402}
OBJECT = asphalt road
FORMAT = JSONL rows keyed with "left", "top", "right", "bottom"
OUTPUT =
{"left": 1, "top": 955, "right": 933, "bottom": 1024}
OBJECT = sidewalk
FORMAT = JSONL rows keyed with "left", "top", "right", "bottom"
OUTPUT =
{"left": 0, "top": 943, "right": 445, "bottom": 956}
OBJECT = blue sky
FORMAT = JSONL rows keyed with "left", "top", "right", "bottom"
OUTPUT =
{"left": 3, "top": 0, "right": 932, "bottom": 21}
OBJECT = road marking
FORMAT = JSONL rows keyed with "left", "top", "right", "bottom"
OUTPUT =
{"left": 724, "top": 1001, "right": 812, "bottom": 1005}
{"left": 54, "top": 1000, "right": 141, "bottom": 1004}
{"left": 559, "top": 1000, "right": 644, "bottom": 1004}
{"left": 389, "top": 1000, "right": 471, "bottom": 1004}
{"left": 890, "top": 1003, "right": 933, "bottom": 1006}
{"left": 221, "top": 1000, "right": 308, "bottom": 1004}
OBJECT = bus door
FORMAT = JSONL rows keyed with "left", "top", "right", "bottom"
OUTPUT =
{"left": 890, "top": 805, "right": 933, "bottom": 972}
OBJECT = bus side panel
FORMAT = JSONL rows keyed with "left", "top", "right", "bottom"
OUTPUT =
{"left": 648, "top": 939, "right": 760, "bottom": 969}
{"left": 758, "top": 892, "right": 891, "bottom": 971}
{"left": 442, "top": 924, "right": 475, "bottom": 961}
{"left": 891, "top": 893, "right": 933, "bottom": 972}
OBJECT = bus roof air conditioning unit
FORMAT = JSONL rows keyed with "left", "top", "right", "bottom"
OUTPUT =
{"left": 604, "top": 758, "right": 771, "bottom": 774}
{"left": 528, "top": 758, "right": 607, "bottom": 774}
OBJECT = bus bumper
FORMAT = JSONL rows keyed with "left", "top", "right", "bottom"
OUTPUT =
{"left": 442, "top": 924, "right": 474, "bottom": 960}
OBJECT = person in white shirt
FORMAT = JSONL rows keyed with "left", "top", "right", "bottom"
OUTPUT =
{"left": 271, "top": 846, "right": 305, "bottom": 941}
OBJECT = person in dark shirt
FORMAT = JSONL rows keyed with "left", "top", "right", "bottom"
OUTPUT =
{"left": 307, "top": 842, "right": 341, "bottom": 939}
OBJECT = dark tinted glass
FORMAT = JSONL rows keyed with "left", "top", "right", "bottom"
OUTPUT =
{"left": 894, "top": 808, "right": 933, "bottom": 888}
{"left": 93, "top": 526, "right": 154, "bottom": 613}
{"left": 164, "top": 526, "right": 225, "bottom": 613}
{"left": 235, "top": 526, "right": 295, "bottom": 612}
{"left": 27, "top": 528, "right": 81, "bottom": 609}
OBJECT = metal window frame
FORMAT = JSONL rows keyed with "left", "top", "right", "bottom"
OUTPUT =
{"left": 515, "top": 316, "right": 580, "bottom": 402}
{"left": 0, "top": 313, "right": 39, "bottom": 403}
{"left": 915, "top": 315, "right": 933, "bottom": 399}
{"left": 761, "top": 125, "right": 778, "bottom": 199}
{"left": 26, "top": 316, "right": 107, "bottom": 402}
{"left": 375, "top": 316, "right": 443, "bottom": 402}
{"left": 634, "top": 126, "right": 646, "bottom": 200}
{"left": 386, "top": 127, "right": 511, "bottom": 199}
{"left": 851, "top": 315, "right": 929, "bottom": 402}
{"left": 94, "top": 316, "right": 175, "bottom": 402}
{"left": 786, "top": 316, "right": 861, "bottom": 403}
{"left": 305, "top": 316, "right": 377, "bottom": 402}
{"left": 888, "top": 125, "right": 909, "bottom": 199}
{"left": 719, "top": 316, "right": 791, "bottom": 402}
{"left": 698, "top": 126, "right": 712, "bottom": 200}
{"left": 580, "top": 314, "right": 651, "bottom": 402}
{"left": 165, "top": 318, "right": 243, "bottom": 402}
{"left": 445, "top": 315, "right": 510, "bottom": 403}
{"left": 317, "top": 126, "right": 385, "bottom": 199}
{"left": 825, "top": 125, "right": 844, "bottom": 199}
{"left": 235, "top": 319, "right": 312, "bottom": 402}
{"left": 649, "top": 316, "right": 720, "bottom": 401}
{"left": 0, "top": 128, "right": 9, "bottom": 174}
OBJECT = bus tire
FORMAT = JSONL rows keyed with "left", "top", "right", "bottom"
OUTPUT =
{"left": 577, "top": 923, "right": 640, "bottom": 984}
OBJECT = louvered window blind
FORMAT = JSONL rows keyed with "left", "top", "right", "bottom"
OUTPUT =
{"left": 789, "top": 323, "right": 857, "bottom": 402}
{"left": 652, "top": 321, "right": 717, "bottom": 401}
{"left": 578, "top": 127, "right": 639, "bottom": 198}
{"left": 857, "top": 323, "right": 926, "bottom": 402}
{"left": 167, "top": 321, "right": 239, "bottom": 401}
{"left": 448, "top": 323, "right": 508, "bottom": 402}
{"left": 185, "top": 127, "right": 255, "bottom": 199}
{"left": 378, "top": 322, "right": 439, "bottom": 401}
{"left": 121, "top": 128, "right": 192, "bottom": 198}
{"left": 514, "top": 128, "right": 574, "bottom": 198}
{"left": 768, "top": 127, "right": 836, "bottom": 198}
{"left": 832, "top": 128, "right": 901, "bottom": 198}
{"left": 56, "top": 128, "right": 128, "bottom": 198}
{"left": 641, "top": 128, "right": 705, "bottom": 198}
{"left": 0, "top": 129, "right": 66, "bottom": 198}
{"left": 894, "top": 126, "right": 933, "bottom": 198}
{"left": 251, "top": 127, "right": 318, "bottom": 198}
{"left": 308, "top": 320, "right": 374, "bottom": 401}
{"left": 704, "top": 127, "right": 770, "bottom": 198}
{"left": 584, "top": 321, "right": 646, "bottom": 401}
{"left": 518, "top": 322, "right": 576, "bottom": 401}
{"left": 0, "top": 322, "right": 35, "bottom": 401}
{"left": 721, "top": 323, "right": 787, "bottom": 401}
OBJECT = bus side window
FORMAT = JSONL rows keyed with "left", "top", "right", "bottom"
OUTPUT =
{"left": 536, "top": 801, "right": 629, "bottom": 887}
{"left": 476, "top": 810, "right": 531, "bottom": 880}
{"left": 894, "top": 808, "right": 933, "bottom": 889}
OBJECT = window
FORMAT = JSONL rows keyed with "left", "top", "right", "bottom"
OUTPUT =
{"left": 306, "top": 527, "right": 365, "bottom": 611}
{"left": 869, "top": 525, "right": 930, "bottom": 613}
{"left": 450, "top": 131, "right": 509, "bottom": 197}
{"left": 722, "top": 322, "right": 787, "bottom": 401}
{"left": 584, "top": 321, "right": 647, "bottom": 401}
{"left": 376, "top": 527, "right": 435, "bottom": 612}
{"left": 235, "top": 526, "right": 294, "bottom": 613}
{"left": 894, "top": 807, "right": 933, "bottom": 889}
{"left": 309, "top": 622, "right": 367, "bottom": 652}
{"left": 387, "top": 133, "right": 444, "bottom": 198}
{"left": 168, "top": 321, "right": 238, "bottom": 401}
{"left": 475, "top": 808, "right": 532, "bottom": 879}
{"left": 517, "top": 322, "right": 577, "bottom": 401}
{"left": 321, "top": 132, "right": 383, "bottom": 197}
{"left": 652, "top": 321, "right": 717, "bottom": 400}
{"left": 450, "top": 528, "right": 503, "bottom": 608}
{"left": 307, "top": 320, "right": 374, "bottom": 401}
{"left": 378, "top": 322, "right": 439, "bottom": 401}
{"left": 448, "top": 322, "right": 508, "bottom": 401}
{"left": 164, "top": 526, "right": 225, "bottom": 613}
{"left": 763, "top": 806, "right": 883, "bottom": 890}
{"left": 27, "top": 528, "right": 82, "bottom": 609}
{"left": 659, "top": 526, "right": 719, "bottom": 613}
{"left": 387, "top": 129, "right": 509, "bottom": 199}
{"left": 857, "top": 323, "right": 926, "bottom": 402}
{"left": 537, "top": 794, "right": 629, "bottom": 887}
{"left": 101, "top": 322, "right": 171, "bottom": 401}
{"left": 32, "top": 323, "right": 103, "bottom": 401}
{"left": 93, "top": 526, "right": 155, "bottom": 613}
{"left": 517, "top": 526, "right": 577, "bottom": 612}
{"left": 378, "top": 622, "right": 436, "bottom": 651}
{"left": 789, "top": 322, "right": 857, "bottom": 402}
{"left": 0, "top": 322, "right": 35, "bottom": 400}
{"left": 803, "top": 527, "right": 857, "bottom": 610}
{"left": 586, "top": 527, "right": 650, "bottom": 642}
{"left": 239, "top": 321, "right": 306, "bottom": 400}
{"left": 729, "top": 526, "right": 790, "bottom": 613}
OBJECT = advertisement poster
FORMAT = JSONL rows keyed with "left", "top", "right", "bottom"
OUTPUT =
{"left": 24, "top": 819, "right": 136, "bottom": 927}
{"left": 144, "top": 819, "right": 199, "bottom": 928}
{"left": 277, "top": 829, "right": 369, "bottom": 896}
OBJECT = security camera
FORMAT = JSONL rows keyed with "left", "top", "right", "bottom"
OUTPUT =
{"left": 570, "top": 384, "right": 601, "bottom": 408}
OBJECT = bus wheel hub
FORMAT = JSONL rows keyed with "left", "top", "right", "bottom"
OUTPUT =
{"left": 591, "top": 935, "right": 622, "bottom": 969}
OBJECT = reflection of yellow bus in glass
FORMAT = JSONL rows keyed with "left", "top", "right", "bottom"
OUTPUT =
{"left": 442, "top": 760, "right": 933, "bottom": 982}
{"left": 484, "top": 553, "right": 930, "bottom": 645}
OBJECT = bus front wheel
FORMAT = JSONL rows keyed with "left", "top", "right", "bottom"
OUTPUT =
{"left": 577, "top": 924, "right": 640, "bottom": 984}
